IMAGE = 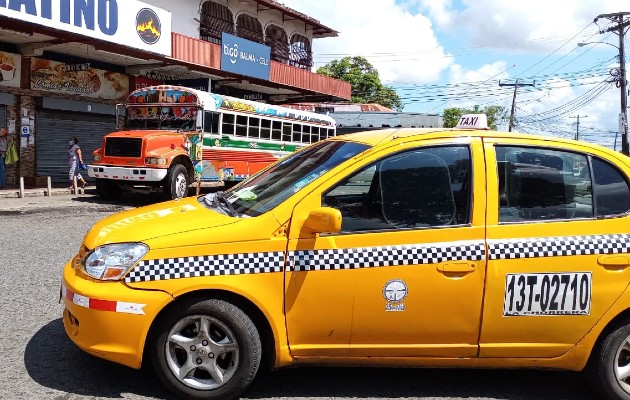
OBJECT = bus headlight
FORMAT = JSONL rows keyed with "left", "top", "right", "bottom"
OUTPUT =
{"left": 93, "top": 154, "right": 101, "bottom": 162}
{"left": 83, "top": 243, "right": 148, "bottom": 280}
{"left": 145, "top": 157, "right": 167, "bottom": 165}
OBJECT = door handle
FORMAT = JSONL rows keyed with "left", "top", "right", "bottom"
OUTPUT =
{"left": 597, "top": 255, "right": 630, "bottom": 269}
{"left": 436, "top": 262, "right": 476, "bottom": 273}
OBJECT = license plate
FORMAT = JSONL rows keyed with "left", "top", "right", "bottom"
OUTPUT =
{"left": 503, "top": 272, "right": 592, "bottom": 316}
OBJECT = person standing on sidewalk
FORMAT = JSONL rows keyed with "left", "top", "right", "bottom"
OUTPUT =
{"left": 68, "top": 136, "right": 87, "bottom": 189}
{"left": 0, "top": 128, "right": 8, "bottom": 188}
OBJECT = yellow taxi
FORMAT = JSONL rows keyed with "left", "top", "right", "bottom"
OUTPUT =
{"left": 62, "top": 114, "right": 630, "bottom": 400}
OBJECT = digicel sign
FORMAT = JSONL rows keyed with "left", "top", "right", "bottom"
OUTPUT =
{"left": 0, "top": 0, "right": 172, "bottom": 56}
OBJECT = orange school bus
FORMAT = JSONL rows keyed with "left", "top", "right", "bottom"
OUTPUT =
{"left": 88, "top": 85, "right": 337, "bottom": 200}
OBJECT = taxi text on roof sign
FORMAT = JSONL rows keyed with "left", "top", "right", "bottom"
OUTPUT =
{"left": 456, "top": 114, "right": 489, "bottom": 130}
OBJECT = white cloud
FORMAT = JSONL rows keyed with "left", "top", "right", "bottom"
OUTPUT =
{"left": 427, "top": 0, "right": 623, "bottom": 52}
{"left": 280, "top": 0, "right": 625, "bottom": 142}
{"left": 280, "top": 0, "right": 453, "bottom": 83}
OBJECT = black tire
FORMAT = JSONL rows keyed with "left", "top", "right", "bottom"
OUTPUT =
{"left": 588, "top": 322, "right": 630, "bottom": 400}
{"left": 151, "top": 298, "right": 261, "bottom": 400}
{"left": 164, "top": 164, "right": 189, "bottom": 200}
{"left": 95, "top": 178, "right": 120, "bottom": 200}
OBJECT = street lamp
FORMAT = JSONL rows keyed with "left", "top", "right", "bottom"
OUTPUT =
{"left": 577, "top": 40, "right": 628, "bottom": 156}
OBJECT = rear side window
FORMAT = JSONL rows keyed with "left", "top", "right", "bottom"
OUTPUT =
{"left": 496, "top": 146, "right": 630, "bottom": 222}
{"left": 592, "top": 158, "right": 630, "bottom": 217}
{"left": 496, "top": 146, "right": 593, "bottom": 222}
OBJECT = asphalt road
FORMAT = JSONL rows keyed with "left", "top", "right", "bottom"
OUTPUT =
{"left": 0, "top": 193, "right": 605, "bottom": 400}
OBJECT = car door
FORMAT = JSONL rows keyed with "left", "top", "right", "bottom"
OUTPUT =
{"left": 285, "top": 138, "right": 488, "bottom": 358}
{"left": 480, "top": 139, "right": 630, "bottom": 358}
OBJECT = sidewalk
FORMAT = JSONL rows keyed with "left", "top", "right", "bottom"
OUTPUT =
{"left": 0, "top": 185, "right": 134, "bottom": 215}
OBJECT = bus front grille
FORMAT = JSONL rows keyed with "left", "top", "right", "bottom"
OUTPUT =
{"left": 105, "top": 138, "right": 142, "bottom": 157}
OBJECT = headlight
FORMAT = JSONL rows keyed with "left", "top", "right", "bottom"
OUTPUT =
{"left": 145, "top": 157, "right": 167, "bottom": 165}
{"left": 83, "top": 243, "right": 148, "bottom": 280}
{"left": 93, "top": 154, "right": 101, "bottom": 162}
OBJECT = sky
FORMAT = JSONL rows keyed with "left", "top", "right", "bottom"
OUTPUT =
{"left": 280, "top": 0, "right": 627, "bottom": 150}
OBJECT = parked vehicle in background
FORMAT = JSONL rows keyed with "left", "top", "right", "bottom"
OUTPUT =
{"left": 88, "top": 85, "right": 337, "bottom": 200}
{"left": 65, "top": 115, "right": 630, "bottom": 400}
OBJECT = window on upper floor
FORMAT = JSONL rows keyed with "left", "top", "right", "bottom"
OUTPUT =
{"left": 236, "top": 13, "right": 263, "bottom": 44}
{"left": 289, "top": 34, "right": 312, "bottom": 70}
{"left": 265, "top": 25, "right": 289, "bottom": 64}
{"left": 199, "top": 1, "right": 234, "bottom": 44}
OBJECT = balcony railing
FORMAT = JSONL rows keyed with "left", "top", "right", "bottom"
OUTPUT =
{"left": 171, "top": 32, "right": 350, "bottom": 100}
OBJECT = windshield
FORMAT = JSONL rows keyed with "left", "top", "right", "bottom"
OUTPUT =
{"left": 203, "top": 140, "right": 370, "bottom": 217}
{"left": 125, "top": 106, "right": 199, "bottom": 131}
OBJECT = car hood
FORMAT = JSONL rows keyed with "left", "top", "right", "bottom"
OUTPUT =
{"left": 83, "top": 196, "right": 236, "bottom": 248}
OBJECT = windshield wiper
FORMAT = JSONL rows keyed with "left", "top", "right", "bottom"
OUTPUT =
{"left": 213, "top": 191, "right": 238, "bottom": 217}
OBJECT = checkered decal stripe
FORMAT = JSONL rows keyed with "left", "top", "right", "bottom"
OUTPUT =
{"left": 289, "top": 241, "right": 486, "bottom": 272}
{"left": 124, "top": 252, "right": 284, "bottom": 283}
{"left": 488, "top": 234, "right": 630, "bottom": 260}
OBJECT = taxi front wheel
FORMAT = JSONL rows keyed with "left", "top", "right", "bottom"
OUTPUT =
{"left": 588, "top": 322, "right": 630, "bottom": 400}
{"left": 151, "top": 298, "right": 262, "bottom": 400}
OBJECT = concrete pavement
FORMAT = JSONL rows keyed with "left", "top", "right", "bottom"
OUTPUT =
{"left": 0, "top": 185, "right": 136, "bottom": 214}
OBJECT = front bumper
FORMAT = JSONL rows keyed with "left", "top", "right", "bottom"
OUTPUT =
{"left": 61, "top": 262, "right": 173, "bottom": 369}
{"left": 88, "top": 165, "right": 168, "bottom": 182}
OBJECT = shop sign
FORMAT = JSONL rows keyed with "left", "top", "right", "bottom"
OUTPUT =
{"left": 0, "top": 0, "right": 171, "bottom": 56}
{"left": 221, "top": 33, "right": 271, "bottom": 81}
{"left": 132, "top": 75, "right": 161, "bottom": 90}
{"left": 30, "top": 57, "right": 130, "bottom": 101}
{"left": 164, "top": 78, "right": 210, "bottom": 92}
{"left": 0, "top": 51, "right": 21, "bottom": 88}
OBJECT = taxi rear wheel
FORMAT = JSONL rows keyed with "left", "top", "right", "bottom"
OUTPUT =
{"left": 151, "top": 298, "right": 261, "bottom": 400}
{"left": 589, "top": 322, "right": 630, "bottom": 400}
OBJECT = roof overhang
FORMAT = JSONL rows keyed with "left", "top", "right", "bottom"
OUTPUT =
{"left": 248, "top": 0, "right": 338, "bottom": 38}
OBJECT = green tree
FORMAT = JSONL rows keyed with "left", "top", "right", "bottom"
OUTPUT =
{"left": 442, "top": 105, "right": 507, "bottom": 130}
{"left": 317, "top": 56, "right": 403, "bottom": 111}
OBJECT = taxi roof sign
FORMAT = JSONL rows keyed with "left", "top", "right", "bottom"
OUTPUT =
{"left": 455, "top": 114, "right": 489, "bottom": 130}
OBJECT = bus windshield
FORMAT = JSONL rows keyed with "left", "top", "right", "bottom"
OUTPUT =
{"left": 202, "top": 140, "right": 370, "bottom": 217}
{"left": 125, "top": 105, "right": 199, "bottom": 131}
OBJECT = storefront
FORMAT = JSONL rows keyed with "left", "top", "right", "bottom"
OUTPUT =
{"left": 35, "top": 101, "right": 118, "bottom": 184}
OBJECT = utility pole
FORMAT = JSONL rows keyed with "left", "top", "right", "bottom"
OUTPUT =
{"left": 499, "top": 79, "right": 535, "bottom": 131}
{"left": 570, "top": 115, "right": 588, "bottom": 141}
{"left": 596, "top": 12, "right": 630, "bottom": 155}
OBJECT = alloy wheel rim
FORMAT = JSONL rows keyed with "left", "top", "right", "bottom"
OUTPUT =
{"left": 165, "top": 314, "right": 240, "bottom": 390}
{"left": 614, "top": 335, "right": 630, "bottom": 395}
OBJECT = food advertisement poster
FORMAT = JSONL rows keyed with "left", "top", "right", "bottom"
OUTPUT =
{"left": 30, "top": 58, "right": 129, "bottom": 101}
{"left": 0, "top": 51, "right": 21, "bottom": 88}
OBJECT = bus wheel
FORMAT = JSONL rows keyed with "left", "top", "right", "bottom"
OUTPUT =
{"left": 95, "top": 179, "right": 120, "bottom": 200}
{"left": 165, "top": 164, "right": 189, "bottom": 200}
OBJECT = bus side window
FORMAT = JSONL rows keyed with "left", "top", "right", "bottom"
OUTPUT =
{"left": 282, "top": 123, "right": 292, "bottom": 142}
{"left": 272, "top": 121, "right": 282, "bottom": 140}
{"left": 292, "top": 123, "right": 302, "bottom": 143}
{"left": 204, "top": 112, "right": 220, "bottom": 134}
{"left": 223, "top": 114, "right": 235, "bottom": 135}
{"left": 236, "top": 115, "right": 247, "bottom": 137}
{"left": 302, "top": 125, "right": 311, "bottom": 143}
{"left": 312, "top": 126, "right": 320, "bottom": 143}
{"left": 261, "top": 119, "right": 271, "bottom": 140}
{"left": 249, "top": 117, "right": 260, "bottom": 139}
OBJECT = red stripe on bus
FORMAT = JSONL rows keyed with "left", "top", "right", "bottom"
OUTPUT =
{"left": 202, "top": 149, "right": 278, "bottom": 163}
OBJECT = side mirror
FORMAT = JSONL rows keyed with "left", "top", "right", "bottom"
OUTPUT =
{"left": 304, "top": 207, "right": 342, "bottom": 234}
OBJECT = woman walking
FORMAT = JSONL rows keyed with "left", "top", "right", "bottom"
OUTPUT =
{"left": 0, "top": 128, "right": 7, "bottom": 188}
{"left": 68, "top": 136, "right": 87, "bottom": 188}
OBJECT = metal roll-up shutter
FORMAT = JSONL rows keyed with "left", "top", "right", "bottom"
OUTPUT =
{"left": 36, "top": 110, "right": 116, "bottom": 184}
{"left": 0, "top": 106, "right": 6, "bottom": 128}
